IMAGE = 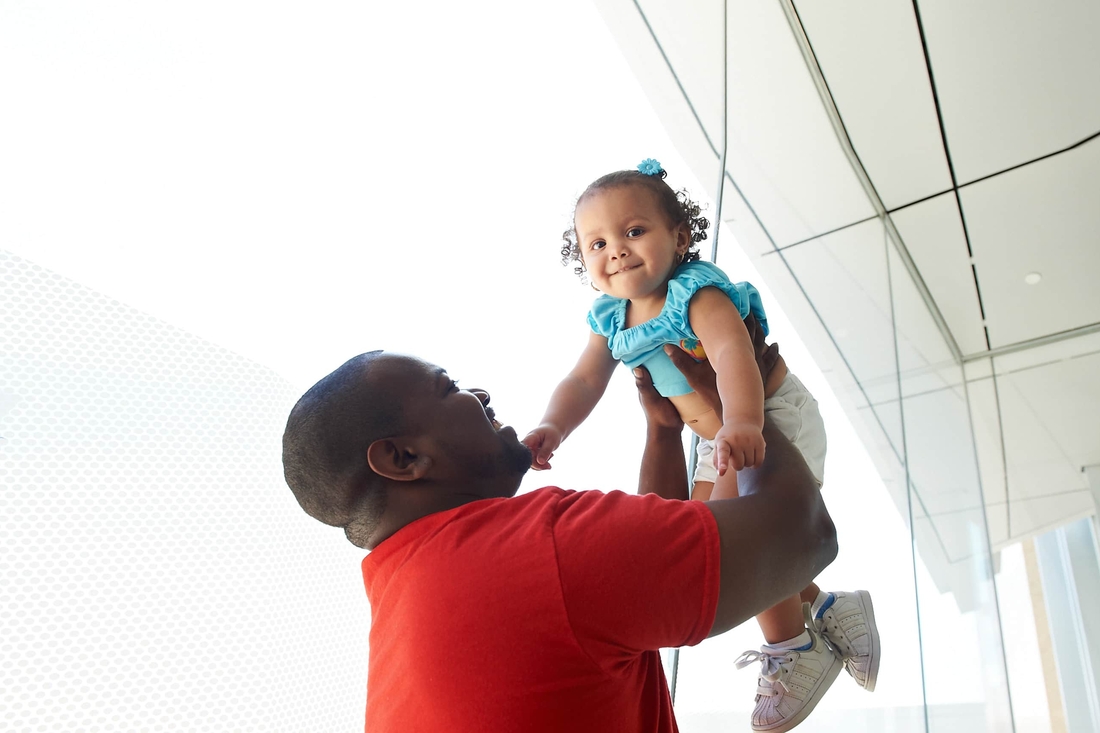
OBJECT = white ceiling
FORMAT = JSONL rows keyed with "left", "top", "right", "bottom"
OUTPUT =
{"left": 595, "top": 0, "right": 1100, "bottom": 598}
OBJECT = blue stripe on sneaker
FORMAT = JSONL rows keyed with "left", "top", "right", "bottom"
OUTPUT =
{"left": 792, "top": 641, "right": 813, "bottom": 651}
{"left": 815, "top": 593, "right": 836, "bottom": 619}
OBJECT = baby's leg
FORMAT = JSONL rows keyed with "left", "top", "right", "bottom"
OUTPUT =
{"left": 756, "top": 595, "right": 807, "bottom": 645}
{"left": 691, "top": 481, "right": 714, "bottom": 502}
{"left": 731, "top": 375, "right": 846, "bottom": 732}
{"left": 687, "top": 434, "right": 730, "bottom": 501}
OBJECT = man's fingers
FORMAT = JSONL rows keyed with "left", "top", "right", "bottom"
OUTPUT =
{"left": 746, "top": 314, "right": 765, "bottom": 349}
{"left": 663, "top": 344, "right": 696, "bottom": 370}
{"left": 762, "top": 343, "right": 780, "bottom": 372}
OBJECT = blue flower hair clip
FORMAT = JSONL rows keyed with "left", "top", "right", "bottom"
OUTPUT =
{"left": 637, "top": 158, "right": 663, "bottom": 176}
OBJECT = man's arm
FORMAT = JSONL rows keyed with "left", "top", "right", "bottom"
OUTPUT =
{"left": 633, "top": 366, "right": 689, "bottom": 501}
{"left": 704, "top": 423, "right": 836, "bottom": 636}
{"left": 635, "top": 316, "right": 837, "bottom": 636}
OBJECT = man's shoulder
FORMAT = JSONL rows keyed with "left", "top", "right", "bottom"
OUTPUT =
{"left": 467, "top": 488, "right": 663, "bottom": 531}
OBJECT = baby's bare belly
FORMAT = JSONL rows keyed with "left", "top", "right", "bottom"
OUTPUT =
{"left": 669, "top": 392, "right": 722, "bottom": 440}
{"left": 668, "top": 355, "right": 789, "bottom": 441}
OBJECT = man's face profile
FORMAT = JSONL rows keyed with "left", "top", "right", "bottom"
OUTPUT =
{"left": 370, "top": 354, "right": 532, "bottom": 496}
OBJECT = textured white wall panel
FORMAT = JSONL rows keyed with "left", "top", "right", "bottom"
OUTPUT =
{"left": 0, "top": 250, "right": 369, "bottom": 732}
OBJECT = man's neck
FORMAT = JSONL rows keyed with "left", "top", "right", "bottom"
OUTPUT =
{"left": 367, "top": 485, "right": 500, "bottom": 549}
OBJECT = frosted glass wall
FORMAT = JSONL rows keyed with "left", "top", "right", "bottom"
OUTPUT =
{"left": 1, "top": 251, "right": 370, "bottom": 731}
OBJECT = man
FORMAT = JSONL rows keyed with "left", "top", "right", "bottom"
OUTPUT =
{"left": 282, "top": 319, "right": 837, "bottom": 732}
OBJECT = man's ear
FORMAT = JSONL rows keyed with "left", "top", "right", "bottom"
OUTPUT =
{"left": 366, "top": 437, "right": 432, "bottom": 482}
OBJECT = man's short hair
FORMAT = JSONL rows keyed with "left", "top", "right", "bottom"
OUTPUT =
{"left": 282, "top": 351, "right": 397, "bottom": 548}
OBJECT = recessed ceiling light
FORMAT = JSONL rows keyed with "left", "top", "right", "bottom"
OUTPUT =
{"left": 1024, "top": 272, "right": 1042, "bottom": 285}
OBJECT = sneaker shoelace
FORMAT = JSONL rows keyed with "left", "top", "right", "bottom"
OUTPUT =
{"left": 815, "top": 613, "right": 854, "bottom": 657}
{"left": 734, "top": 648, "right": 797, "bottom": 695}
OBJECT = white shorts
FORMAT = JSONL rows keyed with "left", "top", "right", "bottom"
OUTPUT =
{"left": 693, "top": 372, "right": 826, "bottom": 489}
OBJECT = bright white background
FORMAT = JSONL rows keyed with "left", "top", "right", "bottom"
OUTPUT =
{"left": 0, "top": 0, "right": 951, "bottom": 729}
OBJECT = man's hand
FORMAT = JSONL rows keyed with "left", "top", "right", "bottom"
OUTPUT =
{"left": 521, "top": 425, "right": 562, "bottom": 470}
{"left": 662, "top": 314, "right": 779, "bottom": 415}
{"left": 633, "top": 366, "right": 683, "bottom": 431}
{"left": 633, "top": 366, "right": 689, "bottom": 500}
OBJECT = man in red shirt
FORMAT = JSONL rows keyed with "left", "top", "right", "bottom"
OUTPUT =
{"left": 281, "top": 319, "right": 836, "bottom": 732}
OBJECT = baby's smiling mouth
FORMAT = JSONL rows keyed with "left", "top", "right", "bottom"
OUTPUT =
{"left": 613, "top": 264, "right": 641, "bottom": 275}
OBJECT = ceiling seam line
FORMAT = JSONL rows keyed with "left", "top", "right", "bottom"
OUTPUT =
{"left": 878, "top": 221, "right": 951, "bottom": 563}
{"left": 780, "top": 0, "right": 964, "bottom": 365}
{"left": 987, "top": 369, "right": 1012, "bottom": 538}
{"left": 961, "top": 321, "right": 1100, "bottom": 363}
{"left": 630, "top": 0, "right": 721, "bottom": 160}
{"left": 958, "top": 128, "right": 1100, "bottom": 190}
{"left": 888, "top": 188, "right": 954, "bottom": 215}
{"left": 908, "top": 0, "right": 989, "bottom": 353}
{"left": 885, "top": 128, "right": 1100, "bottom": 214}
{"left": 855, "top": 344, "right": 1100, "bottom": 401}
{"left": 763, "top": 214, "right": 880, "bottom": 252}
{"left": 709, "top": 0, "right": 729, "bottom": 264}
{"left": 883, "top": 205, "right": 932, "bottom": 730}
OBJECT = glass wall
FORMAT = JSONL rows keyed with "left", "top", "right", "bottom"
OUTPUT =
{"left": 672, "top": 219, "right": 1017, "bottom": 731}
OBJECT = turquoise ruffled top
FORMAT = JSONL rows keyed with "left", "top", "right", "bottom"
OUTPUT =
{"left": 587, "top": 260, "right": 769, "bottom": 397}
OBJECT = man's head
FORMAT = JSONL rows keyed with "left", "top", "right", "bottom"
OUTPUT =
{"left": 282, "top": 351, "right": 531, "bottom": 549}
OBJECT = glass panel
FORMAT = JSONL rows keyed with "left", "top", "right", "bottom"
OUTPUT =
{"left": 887, "top": 240, "right": 1013, "bottom": 731}
{"left": 989, "top": 334, "right": 1100, "bottom": 543}
{"left": 996, "top": 541, "right": 1055, "bottom": 733}
{"left": 781, "top": 220, "right": 905, "bottom": 460}
{"left": 674, "top": 222, "right": 926, "bottom": 730}
{"left": 0, "top": 250, "right": 370, "bottom": 730}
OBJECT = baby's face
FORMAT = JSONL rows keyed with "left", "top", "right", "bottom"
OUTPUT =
{"left": 575, "top": 184, "right": 688, "bottom": 301}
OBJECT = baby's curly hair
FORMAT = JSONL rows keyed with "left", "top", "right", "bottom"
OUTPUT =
{"left": 561, "top": 168, "right": 710, "bottom": 281}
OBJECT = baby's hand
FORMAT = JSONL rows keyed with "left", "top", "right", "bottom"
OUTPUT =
{"left": 522, "top": 425, "right": 563, "bottom": 471}
{"left": 713, "top": 421, "right": 765, "bottom": 475}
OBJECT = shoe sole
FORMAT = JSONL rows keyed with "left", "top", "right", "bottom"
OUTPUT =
{"left": 854, "top": 590, "right": 879, "bottom": 692}
{"left": 754, "top": 648, "right": 843, "bottom": 733}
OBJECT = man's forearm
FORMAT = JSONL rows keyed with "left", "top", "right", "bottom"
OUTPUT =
{"left": 704, "top": 419, "right": 837, "bottom": 636}
{"left": 638, "top": 424, "right": 689, "bottom": 501}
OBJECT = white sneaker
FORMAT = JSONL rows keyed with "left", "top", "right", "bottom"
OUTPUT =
{"left": 812, "top": 590, "right": 880, "bottom": 691}
{"left": 734, "top": 604, "right": 843, "bottom": 732}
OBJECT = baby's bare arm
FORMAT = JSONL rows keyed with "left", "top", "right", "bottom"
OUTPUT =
{"left": 688, "top": 289, "right": 766, "bottom": 473}
{"left": 688, "top": 288, "right": 765, "bottom": 428}
{"left": 524, "top": 331, "right": 617, "bottom": 468}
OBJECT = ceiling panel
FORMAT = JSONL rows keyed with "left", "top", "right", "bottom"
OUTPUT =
{"left": 962, "top": 141, "right": 1100, "bottom": 348}
{"left": 994, "top": 342, "right": 1100, "bottom": 478}
{"left": 717, "top": 0, "right": 875, "bottom": 246}
{"left": 991, "top": 492, "right": 1095, "bottom": 551}
{"left": 635, "top": 0, "right": 724, "bottom": 154}
{"left": 891, "top": 193, "right": 987, "bottom": 355}
{"left": 776, "top": 219, "right": 901, "bottom": 405}
{"left": 917, "top": 0, "right": 1100, "bottom": 183}
{"left": 794, "top": 0, "right": 952, "bottom": 209}
{"left": 965, "top": 373, "right": 1010, "bottom": 537}
{"left": 995, "top": 364, "right": 1091, "bottom": 502}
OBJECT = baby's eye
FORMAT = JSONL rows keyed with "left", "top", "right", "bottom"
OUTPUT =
{"left": 627, "top": 227, "right": 644, "bottom": 238}
{"left": 590, "top": 240, "right": 606, "bottom": 251}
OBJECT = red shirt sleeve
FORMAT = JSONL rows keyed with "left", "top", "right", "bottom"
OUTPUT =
{"left": 551, "top": 490, "right": 720, "bottom": 673}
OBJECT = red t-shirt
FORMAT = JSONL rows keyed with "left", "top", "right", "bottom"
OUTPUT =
{"left": 361, "top": 487, "right": 720, "bottom": 733}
